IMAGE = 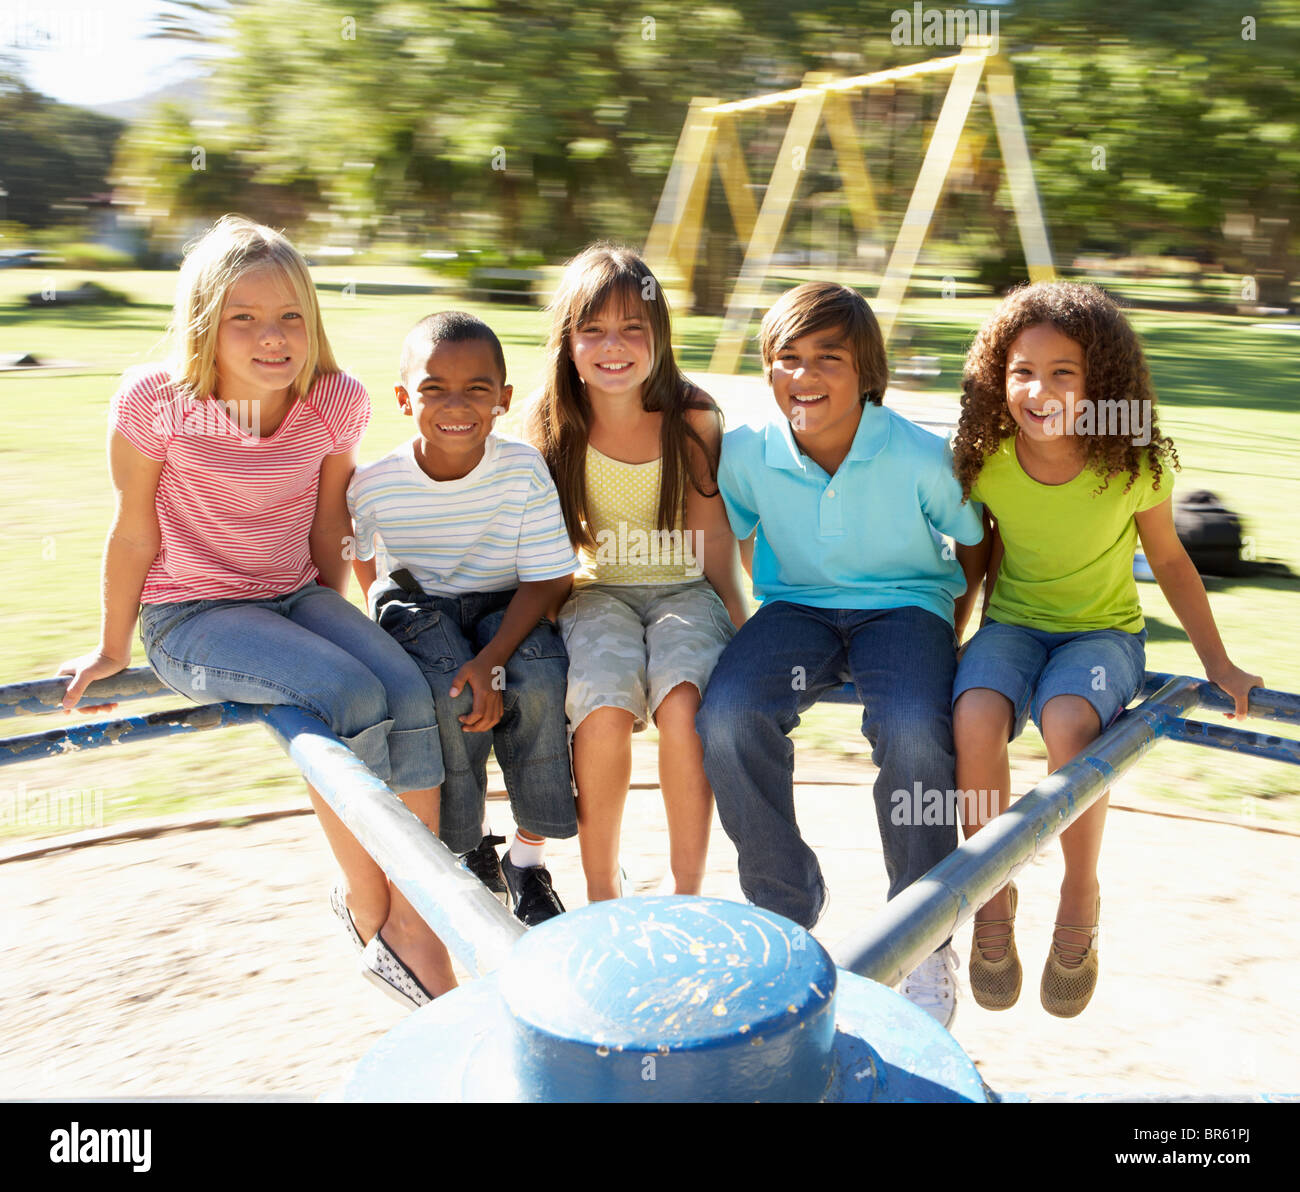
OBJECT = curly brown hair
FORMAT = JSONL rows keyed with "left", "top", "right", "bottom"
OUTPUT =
{"left": 952, "top": 281, "right": 1178, "bottom": 500}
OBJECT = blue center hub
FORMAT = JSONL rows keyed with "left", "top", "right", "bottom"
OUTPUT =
{"left": 341, "top": 894, "right": 991, "bottom": 1103}
{"left": 499, "top": 897, "right": 837, "bottom": 1101}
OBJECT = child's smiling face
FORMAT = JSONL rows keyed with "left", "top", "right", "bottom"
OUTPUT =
{"left": 215, "top": 264, "right": 309, "bottom": 403}
{"left": 398, "top": 338, "right": 511, "bottom": 481}
{"left": 767, "top": 325, "right": 864, "bottom": 454}
{"left": 1005, "top": 322, "right": 1087, "bottom": 445}
{"left": 568, "top": 298, "right": 654, "bottom": 401}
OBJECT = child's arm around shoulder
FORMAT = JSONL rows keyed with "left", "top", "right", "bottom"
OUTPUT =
{"left": 1135, "top": 495, "right": 1261, "bottom": 717}
{"left": 685, "top": 400, "right": 749, "bottom": 628}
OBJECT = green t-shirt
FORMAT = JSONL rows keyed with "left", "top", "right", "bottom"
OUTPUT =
{"left": 971, "top": 435, "right": 1171, "bottom": 633}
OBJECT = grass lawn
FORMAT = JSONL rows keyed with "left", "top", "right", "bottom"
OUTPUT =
{"left": 1, "top": 267, "right": 1297, "bottom": 839}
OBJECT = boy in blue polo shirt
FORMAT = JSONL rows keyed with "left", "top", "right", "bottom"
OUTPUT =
{"left": 696, "top": 282, "right": 985, "bottom": 1027}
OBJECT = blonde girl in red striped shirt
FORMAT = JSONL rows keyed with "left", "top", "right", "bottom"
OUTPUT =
{"left": 59, "top": 216, "right": 451, "bottom": 1010}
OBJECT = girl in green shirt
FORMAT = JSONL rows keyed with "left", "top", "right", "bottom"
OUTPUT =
{"left": 949, "top": 282, "right": 1260, "bottom": 1017}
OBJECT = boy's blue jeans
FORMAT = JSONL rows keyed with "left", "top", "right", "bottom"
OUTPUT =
{"left": 372, "top": 582, "right": 577, "bottom": 855}
{"left": 696, "top": 601, "right": 960, "bottom": 930}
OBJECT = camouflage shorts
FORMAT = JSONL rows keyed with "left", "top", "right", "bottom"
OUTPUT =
{"left": 558, "top": 580, "right": 737, "bottom": 732}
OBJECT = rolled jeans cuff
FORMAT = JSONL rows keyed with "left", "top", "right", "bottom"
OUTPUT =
{"left": 338, "top": 719, "right": 395, "bottom": 784}
{"left": 381, "top": 723, "right": 446, "bottom": 792}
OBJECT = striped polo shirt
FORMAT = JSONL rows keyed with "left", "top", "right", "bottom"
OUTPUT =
{"left": 346, "top": 435, "right": 579, "bottom": 596}
{"left": 110, "top": 365, "right": 371, "bottom": 603}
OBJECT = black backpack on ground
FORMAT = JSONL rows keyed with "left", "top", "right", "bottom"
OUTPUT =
{"left": 1174, "top": 490, "right": 1246, "bottom": 576}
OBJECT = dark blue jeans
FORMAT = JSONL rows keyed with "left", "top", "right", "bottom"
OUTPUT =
{"left": 696, "top": 601, "right": 960, "bottom": 930}
{"left": 373, "top": 583, "right": 577, "bottom": 854}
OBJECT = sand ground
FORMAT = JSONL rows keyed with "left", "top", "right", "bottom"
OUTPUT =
{"left": 1, "top": 741, "right": 1296, "bottom": 1101}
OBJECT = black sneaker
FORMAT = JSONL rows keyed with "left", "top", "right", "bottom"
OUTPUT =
{"left": 458, "top": 834, "right": 508, "bottom": 906}
{"left": 500, "top": 853, "right": 567, "bottom": 927}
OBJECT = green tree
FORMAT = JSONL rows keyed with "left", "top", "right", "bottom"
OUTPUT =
{"left": 0, "top": 64, "right": 125, "bottom": 229}
{"left": 110, "top": 0, "right": 1300, "bottom": 296}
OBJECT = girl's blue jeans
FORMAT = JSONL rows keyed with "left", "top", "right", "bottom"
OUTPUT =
{"left": 139, "top": 582, "right": 444, "bottom": 792}
{"left": 697, "top": 601, "right": 960, "bottom": 930}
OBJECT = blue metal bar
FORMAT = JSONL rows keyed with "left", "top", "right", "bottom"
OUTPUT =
{"left": 256, "top": 705, "right": 524, "bottom": 978}
{"left": 1163, "top": 717, "right": 1300, "bottom": 766}
{"left": 1151, "top": 676, "right": 1300, "bottom": 726}
{"left": 822, "top": 673, "right": 1165, "bottom": 707}
{"left": 833, "top": 675, "right": 1204, "bottom": 987}
{"left": 0, "top": 702, "right": 260, "bottom": 766}
{"left": 823, "top": 670, "right": 1300, "bottom": 725}
{"left": 0, "top": 666, "right": 525, "bottom": 976}
{"left": 6, "top": 661, "right": 1294, "bottom": 997}
{"left": 0, "top": 667, "right": 171, "bottom": 720}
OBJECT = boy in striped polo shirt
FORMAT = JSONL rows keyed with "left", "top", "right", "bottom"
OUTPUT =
{"left": 347, "top": 312, "right": 579, "bottom": 925}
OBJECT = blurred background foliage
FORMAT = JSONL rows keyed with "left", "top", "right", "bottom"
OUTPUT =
{"left": 1, "top": 0, "right": 1297, "bottom": 304}
{"left": 3, "top": 1, "right": 1299, "bottom": 828}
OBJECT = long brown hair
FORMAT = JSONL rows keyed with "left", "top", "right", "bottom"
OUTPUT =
{"left": 953, "top": 281, "right": 1178, "bottom": 499}
{"left": 527, "top": 243, "right": 719, "bottom": 551}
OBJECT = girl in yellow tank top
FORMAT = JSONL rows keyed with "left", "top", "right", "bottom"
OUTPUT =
{"left": 530, "top": 244, "right": 748, "bottom": 901}
{"left": 575, "top": 446, "right": 699, "bottom": 587}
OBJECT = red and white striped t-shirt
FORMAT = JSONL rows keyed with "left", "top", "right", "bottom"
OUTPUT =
{"left": 110, "top": 366, "right": 371, "bottom": 603}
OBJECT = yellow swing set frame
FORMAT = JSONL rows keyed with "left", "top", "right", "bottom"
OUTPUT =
{"left": 643, "top": 38, "right": 1056, "bottom": 371}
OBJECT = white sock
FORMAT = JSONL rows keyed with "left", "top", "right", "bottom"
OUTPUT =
{"left": 509, "top": 830, "right": 546, "bottom": 868}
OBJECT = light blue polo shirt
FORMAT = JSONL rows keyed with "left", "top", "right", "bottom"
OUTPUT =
{"left": 718, "top": 403, "right": 983, "bottom": 624}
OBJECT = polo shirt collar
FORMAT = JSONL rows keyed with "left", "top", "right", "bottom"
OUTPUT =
{"left": 763, "top": 402, "right": 891, "bottom": 472}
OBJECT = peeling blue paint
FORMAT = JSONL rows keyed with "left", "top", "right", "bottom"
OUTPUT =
{"left": 1, "top": 703, "right": 258, "bottom": 765}
{"left": 343, "top": 899, "right": 989, "bottom": 1103}
{"left": 0, "top": 667, "right": 170, "bottom": 721}
{"left": 1165, "top": 717, "right": 1300, "bottom": 765}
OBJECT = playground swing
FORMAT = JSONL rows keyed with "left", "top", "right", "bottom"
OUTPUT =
{"left": 643, "top": 37, "right": 1056, "bottom": 370}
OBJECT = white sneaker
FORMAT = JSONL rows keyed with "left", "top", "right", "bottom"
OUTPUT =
{"left": 900, "top": 944, "right": 959, "bottom": 1030}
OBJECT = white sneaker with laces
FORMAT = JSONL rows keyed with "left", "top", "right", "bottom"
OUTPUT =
{"left": 900, "top": 944, "right": 959, "bottom": 1030}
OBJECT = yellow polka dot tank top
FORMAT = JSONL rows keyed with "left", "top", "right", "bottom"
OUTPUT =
{"left": 576, "top": 445, "right": 697, "bottom": 586}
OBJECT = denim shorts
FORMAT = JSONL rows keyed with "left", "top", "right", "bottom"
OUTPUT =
{"left": 953, "top": 619, "right": 1147, "bottom": 739}
{"left": 139, "top": 582, "right": 444, "bottom": 791}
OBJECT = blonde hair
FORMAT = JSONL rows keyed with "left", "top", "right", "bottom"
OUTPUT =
{"left": 169, "top": 214, "right": 338, "bottom": 401}
{"left": 527, "top": 243, "right": 718, "bottom": 551}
